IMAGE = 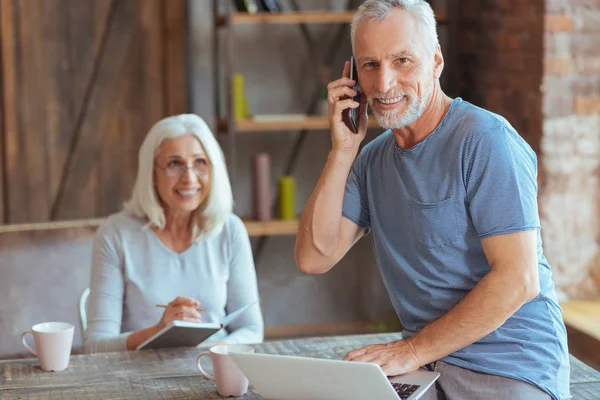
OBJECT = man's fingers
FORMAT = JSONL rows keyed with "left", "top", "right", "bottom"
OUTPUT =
{"left": 344, "top": 346, "right": 369, "bottom": 361}
{"left": 351, "top": 352, "right": 381, "bottom": 364}
{"left": 381, "top": 363, "right": 394, "bottom": 376}
{"left": 342, "top": 60, "right": 350, "bottom": 79}
{"left": 382, "top": 359, "right": 416, "bottom": 377}
{"left": 328, "top": 86, "right": 358, "bottom": 104}
{"left": 345, "top": 344, "right": 390, "bottom": 361}
{"left": 327, "top": 77, "right": 356, "bottom": 91}
{"left": 332, "top": 99, "right": 359, "bottom": 117}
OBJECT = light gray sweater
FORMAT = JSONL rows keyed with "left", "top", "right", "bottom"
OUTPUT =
{"left": 85, "top": 211, "right": 264, "bottom": 353}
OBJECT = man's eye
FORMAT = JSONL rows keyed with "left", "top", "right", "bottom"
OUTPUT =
{"left": 399, "top": 58, "right": 409, "bottom": 64}
{"left": 195, "top": 158, "right": 208, "bottom": 166}
{"left": 168, "top": 160, "right": 183, "bottom": 167}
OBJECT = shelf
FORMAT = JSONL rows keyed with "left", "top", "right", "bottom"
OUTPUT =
{"left": 0, "top": 219, "right": 104, "bottom": 233}
{"left": 561, "top": 301, "right": 600, "bottom": 342}
{"left": 244, "top": 218, "right": 299, "bottom": 236}
{"left": 216, "top": 10, "right": 448, "bottom": 26}
{"left": 217, "top": 11, "right": 356, "bottom": 26}
{"left": 218, "top": 115, "right": 381, "bottom": 133}
{"left": 561, "top": 301, "right": 600, "bottom": 370}
{"left": 0, "top": 219, "right": 297, "bottom": 237}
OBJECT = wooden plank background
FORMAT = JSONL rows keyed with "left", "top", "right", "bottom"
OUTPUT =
{"left": 0, "top": 0, "right": 18, "bottom": 225}
{"left": 0, "top": 2, "right": 4, "bottom": 224}
{"left": 0, "top": 0, "right": 187, "bottom": 224}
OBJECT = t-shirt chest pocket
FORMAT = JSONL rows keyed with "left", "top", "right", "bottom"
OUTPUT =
{"left": 412, "top": 195, "right": 459, "bottom": 248}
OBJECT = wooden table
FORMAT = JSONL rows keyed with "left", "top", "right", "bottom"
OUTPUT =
{"left": 1, "top": 333, "right": 599, "bottom": 399}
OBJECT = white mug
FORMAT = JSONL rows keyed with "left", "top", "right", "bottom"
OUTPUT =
{"left": 21, "top": 322, "right": 74, "bottom": 372}
{"left": 197, "top": 344, "right": 254, "bottom": 397}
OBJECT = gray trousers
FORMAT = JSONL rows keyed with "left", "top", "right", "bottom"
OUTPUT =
{"left": 419, "top": 361, "right": 552, "bottom": 400}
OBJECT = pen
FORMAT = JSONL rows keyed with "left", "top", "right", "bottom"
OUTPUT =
{"left": 155, "top": 304, "right": 205, "bottom": 312}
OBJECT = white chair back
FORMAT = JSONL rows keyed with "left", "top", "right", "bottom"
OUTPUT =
{"left": 79, "top": 287, "right": 91, "bottom": 337}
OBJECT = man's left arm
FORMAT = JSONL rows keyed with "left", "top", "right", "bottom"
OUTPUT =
{"left": 345, "top": 229, "right": 540, "bottom": 375}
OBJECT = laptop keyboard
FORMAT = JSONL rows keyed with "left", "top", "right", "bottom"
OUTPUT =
{"left": 392, "top": 383, "right": 421, "bottom": 399}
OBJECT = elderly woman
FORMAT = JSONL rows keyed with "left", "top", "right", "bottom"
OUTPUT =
{"left": 85, "top": 114, "right": 264, "bottom": 353}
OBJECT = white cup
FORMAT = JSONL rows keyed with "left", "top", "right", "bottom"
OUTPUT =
{"left": 197, "top": 344, "right": 254, "bottom": 397}
{"left": 21, "top": 322, "right": 74, "bottom": 372}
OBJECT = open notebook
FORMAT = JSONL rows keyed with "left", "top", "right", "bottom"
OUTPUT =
{"left": 136, "top": 301, "right": 257, "bottom": 350}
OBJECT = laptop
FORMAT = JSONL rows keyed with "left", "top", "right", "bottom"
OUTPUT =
{"left": 229, "top": 352, "right": 440, "bottom": 400}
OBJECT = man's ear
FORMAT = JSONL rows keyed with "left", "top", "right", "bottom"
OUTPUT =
{"left": 433, "top": 44, "right": 444, "bottom": 79}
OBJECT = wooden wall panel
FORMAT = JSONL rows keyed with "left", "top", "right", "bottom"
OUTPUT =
{"left": 97, "top": 0, "right": 164, "bottom": 218}
{"left": 140, "top": 0, "right": 165, "bottom": 121}
{"left": 0, "top": 101, "right": 3, "bottom": 223}
{"left": 0, "top": 0, "right": 188, "bottom": 223}
{"left": 44, "top": 0, "right": 73, "bottom": 220}
{"left": 163, "top": 0, "right": 187, "bottom": 116}
{"left": 60, "top": 0, "right": 114, "bottom": 219}
{"left": 21, "top": 2, "right": 48, "bottom": 221}
{"left": 0, "top": 0, "right": 19, "bottom": 223}
{"left": 0, "top": 1, "right": 5, "bottom": 223}
{"left": 52, "top": 0, "right": 137, "bottom": 220}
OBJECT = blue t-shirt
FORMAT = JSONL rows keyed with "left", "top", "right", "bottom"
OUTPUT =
{"left": 343, "top": 98, "right": 570, "bottom": 400}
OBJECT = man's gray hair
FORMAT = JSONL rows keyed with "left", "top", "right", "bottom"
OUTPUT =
{"left": 351, "top": 0, "right": 439, "bottom": 55}
{"left": 124, "top": 114, "right": 233, "bottom": 242}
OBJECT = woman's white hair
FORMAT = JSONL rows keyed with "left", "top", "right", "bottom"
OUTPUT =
{"left": 124, "top": 114, "right": 233, "bottom": 242}
{"left": 351, "top": 0, "right": 439, "bottom": 56}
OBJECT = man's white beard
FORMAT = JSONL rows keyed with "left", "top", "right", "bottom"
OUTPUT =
{"left": 369, "top": 80, "right": 434, "bottom": 130}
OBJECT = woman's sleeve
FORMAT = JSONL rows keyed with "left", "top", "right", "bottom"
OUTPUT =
{"left": 223, "top": 217, "right": 265, "bottom": 344}
{"left": 84, "top": 224, "right": 130, "bottom": 353}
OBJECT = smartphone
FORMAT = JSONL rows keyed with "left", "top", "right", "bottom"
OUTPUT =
{"left": 342, "top": 56, "right": 362, "bottom": 133}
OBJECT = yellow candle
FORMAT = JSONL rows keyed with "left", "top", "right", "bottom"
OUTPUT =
{"left": 242, "top": 97, "right": 249, "bottom": 119}
{"left": 278, "top": 176, "right": 296, "bottom": 220}
{"left": 232, "top": 74, "right": 246, "bottom": 120}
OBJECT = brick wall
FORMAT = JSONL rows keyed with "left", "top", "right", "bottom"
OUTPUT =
{"left": 458, "top": 0, "right": 600, "bottom": 299}
{"left": 540, "top": 0, "right": 600, "bottom": 298}
{"left": 458, "top": 0, "right": 544, "bottom": 153}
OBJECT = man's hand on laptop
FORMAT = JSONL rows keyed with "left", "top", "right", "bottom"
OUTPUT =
{"left": 343, "top": 339, "right": 421, "bottom": 376}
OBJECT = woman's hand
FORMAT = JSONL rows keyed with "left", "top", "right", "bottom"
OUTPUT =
{"left": 158, "top": 296, "right": 202, "bottom": 328}
{"left": 126, "top": 296, "right": 203, "bottom": 351}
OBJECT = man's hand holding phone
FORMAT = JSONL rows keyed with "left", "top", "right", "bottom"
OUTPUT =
{"left": 327, "top": 58, "right": 368, "bottom": 157}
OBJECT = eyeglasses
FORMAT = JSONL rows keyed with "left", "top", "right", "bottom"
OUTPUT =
{"left": 155, "top": 159, "right": 211, "bottom": 178}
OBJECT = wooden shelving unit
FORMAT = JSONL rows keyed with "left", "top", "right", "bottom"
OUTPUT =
{"left": 218, "top": 115, "right": 381, "bottom": 133}
{"left": 216, "top": 10, "right": 448, "bottom": 26}
{"left": 243, "top": 218, "right": 299, "bottom": 236}
{"left": 214, "top": 3, "right": 455, "bottom": 238}
{"left": 0, "top": 218, "right": 298, "bottom": 237}
{"left": 212, "top": 1, "right": 459, "bottom": 341}
{"left": 214, "top": 4, "right": 373, "bottom": 238}
{"left": 216, "top": 11, "right": 356, "bottom": 26}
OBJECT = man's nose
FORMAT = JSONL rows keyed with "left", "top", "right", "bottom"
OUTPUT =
{"left": 376, "top": 65, "right": 395, "bottom": 94}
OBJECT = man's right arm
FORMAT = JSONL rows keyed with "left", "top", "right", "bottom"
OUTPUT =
{"left": 295, "top": 150, "right": 364, "bottom": 274}
{"left": 295, "top": 61, "right": 368, "bottom": 274}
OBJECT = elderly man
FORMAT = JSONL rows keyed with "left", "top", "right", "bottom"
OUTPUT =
{"left": 294, "top": 1, "right": 570, "bottom": 399}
